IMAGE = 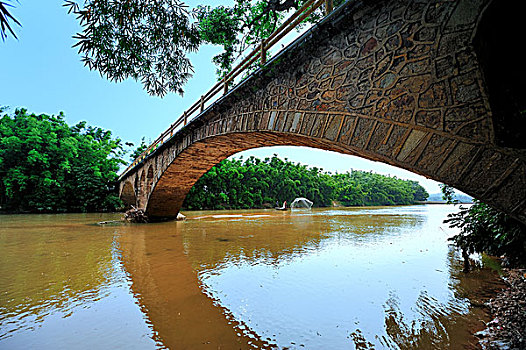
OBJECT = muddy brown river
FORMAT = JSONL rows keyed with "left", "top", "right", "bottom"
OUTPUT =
{"left": 0, "top": 205, "right": 504, "bottom": 349}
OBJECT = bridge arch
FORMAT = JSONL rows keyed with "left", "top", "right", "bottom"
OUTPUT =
{"left": 145, "top": 127, "right": 435, "bottom": 219}
{"left": 119, "top": 0, "right": 526, "bottom": 223}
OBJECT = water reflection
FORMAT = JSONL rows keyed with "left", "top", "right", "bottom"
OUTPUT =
{"left": 0, "top": 214, "right": 156, "bottom": 349}
{"left": 181, "top": 207, "right": 422, "bottom": 271}
{"left": 184, "top": 206, "right": 500, "bottom": 349}
{"left": 0, "top": 206, "right": 504, "bottom": 349}
{"left": 0, "top": 215, "right": 114, "bottom": 338}
{"left": 379, "top": 248, "right": 505, "bottom": 350}
{"left": 117, "top": 222, "right": 270, "bottom": 349}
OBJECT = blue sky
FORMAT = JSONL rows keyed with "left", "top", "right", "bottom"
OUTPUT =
{"left": 0, "top": 1, "right": 444, "bottom": 194}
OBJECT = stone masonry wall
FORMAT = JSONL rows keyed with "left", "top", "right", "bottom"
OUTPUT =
{"left": 119, "top": 0, "right": 526, "bottom": 223}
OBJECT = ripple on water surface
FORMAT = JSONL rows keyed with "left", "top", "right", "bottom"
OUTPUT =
{"left": 0, "top": 206, "right": 504, "bottom": 349}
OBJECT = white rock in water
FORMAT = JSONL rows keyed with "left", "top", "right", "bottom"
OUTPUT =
{"left": 176, "top": 213, "right": 186, "bottom": 221}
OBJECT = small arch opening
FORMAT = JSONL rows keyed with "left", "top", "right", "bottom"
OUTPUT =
{"left": 146, "top": 166, "right": 154, "bottom": 195}
{"left": 120, "top": 181, "right": 136, "bottom": 209}
{"left": 133, "top": 173, "right": 139, "bottom": 195}
{"left": 138, "top": 171, "right": 145, "bottom": 192}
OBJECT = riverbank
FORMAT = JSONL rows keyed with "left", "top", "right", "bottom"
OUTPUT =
{"left": 478, "top": 269, "right": 526, "bottom": 349}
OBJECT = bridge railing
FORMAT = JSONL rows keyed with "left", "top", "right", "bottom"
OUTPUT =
{"left": 120, "top": 0, "right": 334, "bottom": 178}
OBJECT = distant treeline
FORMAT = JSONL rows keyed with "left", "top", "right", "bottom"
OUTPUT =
{"left": 427, "top": 192, "right": 473, "bottom": 203}
{"left": 183, "top": 156, "right": 429, "bottom": 210}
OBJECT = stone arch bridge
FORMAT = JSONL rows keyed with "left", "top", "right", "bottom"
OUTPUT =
{"left": 118, "top": 0, "right": 526, "bottom": 223}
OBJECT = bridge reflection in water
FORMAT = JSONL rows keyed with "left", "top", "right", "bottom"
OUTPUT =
{"left": 0, "top": 207, "right": 505, "bottom": 349}
{"left": 117, "top": 206, "right": 504, "bottom": 349}
{"left": 118, "top": 221, "right": 271, "bottom": 349}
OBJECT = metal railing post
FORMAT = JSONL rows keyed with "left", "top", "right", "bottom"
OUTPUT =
{"left": 200, "top": 96, "right": 204, "bottom": 113}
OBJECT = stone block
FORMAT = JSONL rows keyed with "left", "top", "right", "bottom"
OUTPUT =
{"left": 366, "top": 121, "right": 391, "bottom": 152}
{"left": 310, "top": 113, "right": 328, "bottom": 138}
{"left": 416, "top": 134, "right": 454, "bottom": 173}
{"left": 397, "top": 129, "right": 427, "bottom": 162}
{"left": 338, "top": 116, "right": 357, "bottom": 144}
{"left": 351, "top": 118, "right": 375, "bottom": 149}
{"left": 437, "top": 142, "right": 477, "bottom": 184}
{"left": 324, "top": 114, "right": 343, "bottom": 141}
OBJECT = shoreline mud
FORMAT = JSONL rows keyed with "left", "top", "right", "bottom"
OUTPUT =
{"left": 478, "top": 269, "right": 526, "bottom": 349}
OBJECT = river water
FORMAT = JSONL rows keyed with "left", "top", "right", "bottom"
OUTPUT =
{"left": 0, "top": 205, "right": 504, "bottom": 349}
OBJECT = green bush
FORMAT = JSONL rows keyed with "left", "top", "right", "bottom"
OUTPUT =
{"left": 446, "top": 201, "right": 526, "bottom": 267}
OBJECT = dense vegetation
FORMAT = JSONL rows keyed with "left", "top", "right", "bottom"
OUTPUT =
{"left": 183, "top": 155, "right": 429, "bottom": 210}
{"left": 445, "top": 202, "right": 526, "bottom": 268}
{"left": 440, "top": 185, "right": 526, "bottom": 268}
{"left": 0, "top": 108, "right": 125, "bottom": 213}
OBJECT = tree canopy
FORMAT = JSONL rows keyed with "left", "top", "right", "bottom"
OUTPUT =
{"left": 64, "top": 0, "right": 330, "bottom": 95}
{"left": 0, "top": 0, "right": 20, "bottom": 40}
{"left": 1, "top": 0, "right": 340, "bottom": 96}
{"left": 64, "top": 0, "right": 201, "bottom": 97}
{"left": 0, "top": 108, "right": 126, "bottom": 212}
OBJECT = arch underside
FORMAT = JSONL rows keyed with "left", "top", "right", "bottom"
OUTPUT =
{"left": 147, "top": 131, "right": 357, "bottom": 219}
{"left": 144, "top": 128, "right": 526, "bottom": 223}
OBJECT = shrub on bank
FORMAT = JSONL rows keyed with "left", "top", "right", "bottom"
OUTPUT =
{"left": 446, "top": 201, "right": 526, "bottom": 268}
